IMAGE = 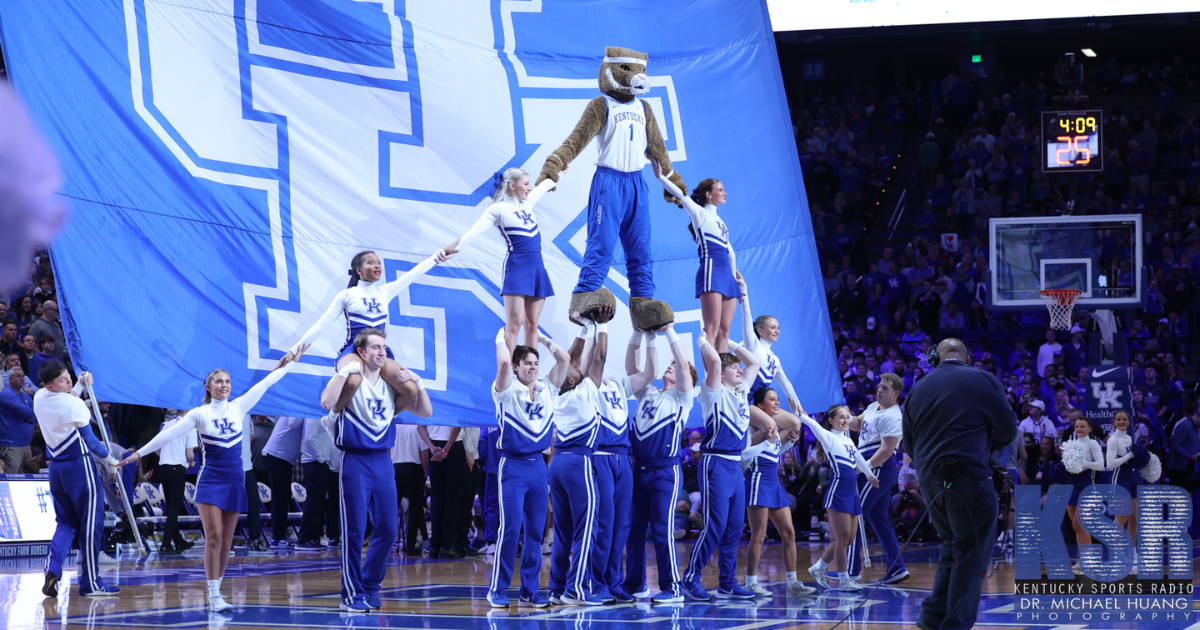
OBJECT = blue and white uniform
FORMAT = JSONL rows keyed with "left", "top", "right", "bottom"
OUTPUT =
{"left": 657, "top": 175, "right": 739, "bottom": 299}
{"left": 488, "top": 377, "right": 555, "bottom": 601}
{"left": 1066, "top": 435, "right": 1104, "bottom": 506}
{"left": 288, "top": 254, "right": 442, "bottom": 363}
{"left": 456, "top": 179, "right": 556, "bottom": 298}
{"left": 322, "top": 372, "right": 400, "bottom": 608}
{"left": 548, "top": 378, "right": 601, "bottom": 599}
{"left": 849, "top": 402, "right": 906, "bottom": 578}
{"left": 1105, "top": 428, "right": 1144, "bottom": 494}
{"left": 35, "top": 383, "right": 115, "bottom": 595}
{"left": 138, "top": 365, "right": 296, "bottom": 513}
{"left": 684, "top": 381, "right": 751, "bottom": 592}
{"left": 625, "top": 382, "right": 695, "bottom": 598}
{"left": 591, "top": 377, "right": 634, "bottom": 595}
{"left": 739, "top": 297, "right": 799, "bottom": 406}
{"left": 798, "top": 414, "right": 874, "bottom": 515}
{"left": 575, "top": 95, "right": 655, "bottom": 299}
{"left": 744, "top": 434, "right": 791, "bottom": 509}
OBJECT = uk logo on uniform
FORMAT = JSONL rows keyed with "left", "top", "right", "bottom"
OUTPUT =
{"left": 601, "top": 392, "right": 624, "bottom": 410}
{"left": 215, "top": 418, "right": 236, "bottom": 436}
{"left": 368, "top": 399, "right": 387, "bottom": 421}
{"left": 525, "top": 403, "right": 544, "bottom": 421}
{"left": 363, "top": 298, "right": 383, "bottom": 315}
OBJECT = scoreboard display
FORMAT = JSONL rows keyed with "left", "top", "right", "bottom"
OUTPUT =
{"left": 1042, "top": 110, "right": 1103, "bottom": 173}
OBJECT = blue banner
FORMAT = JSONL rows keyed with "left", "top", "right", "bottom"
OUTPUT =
{"left": 0, "top": 0, "right": 839, "bottom": 425}
{"left": 1085, "top": 364, "right": 1133, "bottom": 435}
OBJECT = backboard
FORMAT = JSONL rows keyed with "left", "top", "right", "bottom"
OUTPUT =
{"left": 989, "top": 214, "right": 1142, "bottom": 310}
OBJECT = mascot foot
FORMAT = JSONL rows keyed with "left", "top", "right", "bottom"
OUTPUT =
{"left": 570, "top": 288, "right": 617, "bottom": 322}
{"left": 630, "top": 296, "right": 674, "bottom": 331}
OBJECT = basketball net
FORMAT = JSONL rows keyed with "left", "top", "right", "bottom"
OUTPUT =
{"left": 1040, "top": 289, "right": 1081, "bottom": 331}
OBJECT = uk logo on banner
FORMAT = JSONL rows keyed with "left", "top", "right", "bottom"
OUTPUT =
{"left": 940, "top": 233, "right": 959, "bottom": 252}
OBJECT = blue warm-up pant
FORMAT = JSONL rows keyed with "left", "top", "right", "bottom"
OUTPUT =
{"left": 850, "top": 463, "right": 906, "bottom": 577}
{"left": 548, "top": 452, "right": 598, "bottom": 597}
{"left": 592, "top": 453, "right": 632, "bottom": 592}
{"left": 573, "top": 167, "right": 654, "bottom": 298}
{"left": 338, "top": 450, "right": 398, "bottom": 606}
{"left": 483, "top": 472, "right": 499, "bottom": 544}
{"left": 488, "top": 456, "right": 548, "bottom": 598}
{"left": 684, "top": 455, "right": 744, "bottom": 590}
{"left": 624, "top": 464, "right": 682, "bottom": 597}
{"left": 46, "top": 455, "right": 109, "bottom": 594}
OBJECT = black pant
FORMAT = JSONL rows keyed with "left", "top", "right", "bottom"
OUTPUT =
{"left": 298, "top": 461, "right": 340, "bottom": 543}
{"left": 394, "top": 462, "right": 426, "bottom": 550}
{"left": 266, "top": 454, "right": 294, "bottom": 541}
{"left": 158, "top": 464, "right": 187, "bottom": 545}
{"left": 244, "top": 470, "right": 263, "bottom": 542}
{"left": 429, "top": 440, "right": 467, "bottom": 552}
{"left": 457, "top": 463, "right": 482, "bottom": 548}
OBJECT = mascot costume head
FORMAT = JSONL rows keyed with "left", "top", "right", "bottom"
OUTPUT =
{"left": 536, "top": 47, "right": 687, "bottom": 331}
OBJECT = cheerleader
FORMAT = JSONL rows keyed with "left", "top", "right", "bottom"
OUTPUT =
{"left": 742, "top": 389, "right": 817, "bottom": 597}
{"left": 848, "top": 374, "right": 909, "bottom": 585}
{"left": 450, "top": 167, "right": 565, "bottom": 354}
{"left": 319, "top": 328, "right": 432, "bottom": 613}
{"left": 35, "top": 366, "right": 120, "bottom": 599}
{"left": 278, "top": 247, "right": 454, "bottom": 414}
{"left": 486, "top": 327, "right": 557, "bottom": 608}
{"left": 1106, "top": 410, "right": 1140, "bottom": 544}
{"left": 623, "top": 323, "right": 696, "bottom": 603}
{"left": 119, "top": 349, "right": 307, "bottom": 612}
{"left": 802, "top": 406, "right": 879, "bottom": 593}
{"left": 651, "top": 159, "right": 740, "bottom": 352}
{"left": 1065, "top": 416, "right": 1105, "bottom": 548}
{"left": 681, "top": 333, "right": 760, "bottom": 600}
{"left": 737, "top": 276, "right": 802, "bottom": 433}
{"left": 546, "top": 309, "right": 611, "bottom": 606}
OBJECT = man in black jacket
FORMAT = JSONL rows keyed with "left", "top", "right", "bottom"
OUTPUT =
{"left": 902, "top": 339, "right": 1018, "bottom": 630}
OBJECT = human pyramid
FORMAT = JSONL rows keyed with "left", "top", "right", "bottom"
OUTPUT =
{"left": 37, "top": 46, "right": 906, "bottom": 615}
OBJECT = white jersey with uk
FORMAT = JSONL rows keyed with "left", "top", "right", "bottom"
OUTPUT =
{"left": 630, "top": 386, "right": 695, "bottom": 463}
{"left": 492, "top": 378, "right": 555, "bottom": 458}
{"left": 698, "top": 382, "right": 751, "bottom": 459}
{"left": 332, "top": 374, "right": 398, "bottom": 452}
{"left": 857, "top": 402, "right": 903, "bottom": 463}
{"left": 594, "top": 377, "right": 632, "bottom": 450}
{"left": 596, "top": 95, "right": 648, "bottom": 173}
{"left": 550, "top": 379, "right": 600, "bottom": 450}
{"left": 799, "top": 414, "right": 873, "bottom": 480}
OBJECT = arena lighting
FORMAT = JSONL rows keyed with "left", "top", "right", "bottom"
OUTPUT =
{"left": 1081, "top": 48, "right": 1097, "bottom": 57}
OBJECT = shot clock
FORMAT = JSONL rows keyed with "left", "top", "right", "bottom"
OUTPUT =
{"left": 1041, "top": 110, "right": 1103, "bottom": 173}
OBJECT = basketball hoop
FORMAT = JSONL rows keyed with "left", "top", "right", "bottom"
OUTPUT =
{"left": 1040, "top": 289, "right": 1081, "bottom": 331}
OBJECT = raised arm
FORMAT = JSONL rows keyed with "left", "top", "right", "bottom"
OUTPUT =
{"left": 798, "top": 413, "right": 837, "bottom": 453}
{"left": 772, "top": 364, "right": 802, "bottom": 414}
{"left": 568, "top": 320, "right": 594, "bottom": 376}
{"left": 524, "top": 178, "right": 557, "bottom": 209}
{"left": 234, "top": 358, "right": 301, "bottom": 415}
{"left": 727, "top": 338, "right": 761, "bottom": 389}
{"left": 383, "top": 251, "right": 448, "bottom": 301}
{"left": 665, "top": 324, "right": 691, "bottom": 393}
{"left": 542, "top": 334, "right": 574, "bottom": 389}
{"left": 586, "top": 305, "right": 615, "bottom": 386}
{"left": 128, "top": 413, "right": 202, "bottom": 463}
{"left": 321, "top": 362, "right": 359, "bottom": 412}
{"left": 650, "top": 159, "right": 703, "bottom": 224}
{"left": 452, "top": 204, "right": 501, "bottom": 253}
{"left": 738, "top": 280, "right": 758, "bottom": 355}
{"left": 627, "top": 332, "right": 653, "bottom": 395}
{"left": 699, "top": 334, "right": 722, "bottom": 390}
{"left": 494, "top": 327, "right": 513, "bottom": 393}
{"left": 287, "top": 290, "right": 348, "bottom": 357}
{"left": 401, "top": 376, "right": 433, "bottom": 419}
{"left": 625, "top": 328, "right": 643, "bottom": 377}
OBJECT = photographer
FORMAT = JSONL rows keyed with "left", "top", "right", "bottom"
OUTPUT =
{"left": 902, "top": 339, "right": 1017, "bottom": 630}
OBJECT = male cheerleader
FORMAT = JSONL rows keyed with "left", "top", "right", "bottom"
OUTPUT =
{"left": 321, "top": 328, "right": 432, "bottom": 612}
{"left": 35, "top": 363, "right": 121, "bottom": 598}
{"left": 681, "top": 334, "right": 760, "bottom": 600}
{"left": 623, "top": 323, "right": 695, "bottom": 603}
{"left": 847, "top": 373, "right": 909, "bottom": 584}
{"left": 486, "top": 327, "right": 557, "bottom": 608}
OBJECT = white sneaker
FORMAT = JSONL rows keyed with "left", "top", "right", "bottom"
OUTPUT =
{"left": 541, "top": 541, "right": 552, "bottom": 555}
{"left": 807, "top": 564, "right": 830, "bottom": 589}
{"left": 836, "top": 578, "right": 863, "bottom": 592}
{"left": 483, "top": 544, "right": 496, "bottom": 555}
{"left": 673, "top": 528, "right": 687, "bottom": 540}
{"left": 746, "top": 582, "right": 772, "bottom": 597}
{"left": 787, "top": 582, "right": 817, "bottom": 596}
{"left": 209, "top": 595, "right": 233, "bottom": 613}
{"left": 98, "top": 552, "right": 119, "bottom": 565}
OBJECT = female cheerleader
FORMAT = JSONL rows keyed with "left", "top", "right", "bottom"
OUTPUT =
{"left": 119, "top": 347, "right": 308, "bottom": 612}
{"left": 277, "top": 247, "right": 454, "bottom": 413}
{"left": 736, "top": 275, "right": 802, "bottom": 433}
{"left": 1105, "top": 410, "right": 1141, "bottom": 548}
{"left": 1065, "top": 415, "right": 1104, "bottom": 550}
{"left": 449, "top": 166, "right": 566, "bottom": 354}
{"left": 650, "top": 159, "right": 740, "bottom": 352}
{"left": 801, "top": 405, "right": 879, "bottom": 592}
{"left": 742, "top": 388, "right": 816, "bottom": 597}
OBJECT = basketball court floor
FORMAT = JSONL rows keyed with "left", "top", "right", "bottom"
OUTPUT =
{"left": 7, "top": 539, "right": 1198, "bottom": 630}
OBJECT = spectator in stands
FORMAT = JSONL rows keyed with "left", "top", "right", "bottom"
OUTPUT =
{"left": 1018, "top": 400, "right": 1055, "bottom": 443}
{"left": 1168, "top": 401, "right": 1200, "bottom": 495}
{"left": 10, "top": 296, "right": 35, "bottom": 333}
{"left": 1036, "top": 329, "right": 1061, "bottom": 378}
{"left": 913, "top": 279, "right": 943, "bottom": 339}
{"left": 0, "top": 322, "right": 23, "bottom": 372}
{"left": 27, "top": 336, "right": 56, "bottom": 388}
{"left": 1025, "top": 435, "right": 1061, "bottom": 500}
{"left": 28, "top": 300, "right": 66, "bottom": 362}
{"left": 939, "top": 301, "right": 965, "bottom": 338}
{"left": 1061, "top": 325, "right": 1087, "bottom": 375}
{"left": 0, "top": 366, "right": 36, "bottom": 473}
